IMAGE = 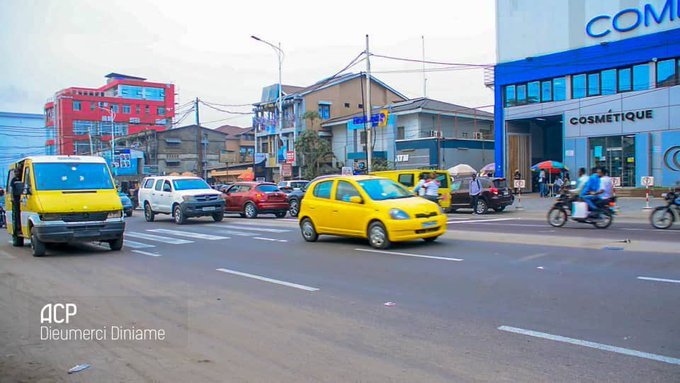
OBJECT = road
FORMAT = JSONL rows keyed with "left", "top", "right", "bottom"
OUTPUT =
{"left": 0, "top": 212, "right": 678, "bottom": 382}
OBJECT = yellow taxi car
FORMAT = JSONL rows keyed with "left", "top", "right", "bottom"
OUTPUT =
{"left": 298, "top": 175, "right": 447, "bottom": 249}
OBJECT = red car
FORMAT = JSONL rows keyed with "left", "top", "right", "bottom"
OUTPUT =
{"left": 221, "top": 182, "right": 289, "bottom": 218}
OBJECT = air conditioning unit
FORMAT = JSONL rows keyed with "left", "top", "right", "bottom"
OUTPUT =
{"left": 473, "top": 131, "right": 484, "bottom": 140}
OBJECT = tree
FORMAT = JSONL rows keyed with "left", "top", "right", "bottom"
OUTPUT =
{"left": 295, "top": 128, "right": 334, "bottom": 180}
{"left": 302, "top": 111, "right": 320, "bottom": 130}
{"left": 371, "top": 158, "right": 391, "bottom": 172}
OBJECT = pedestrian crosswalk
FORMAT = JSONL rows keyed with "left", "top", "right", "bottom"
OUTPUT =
{"left": 123, "top": 223, "right": 292, "bottom": 251}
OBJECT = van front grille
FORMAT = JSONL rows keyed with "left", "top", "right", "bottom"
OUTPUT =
{"left": 61, "top": 212, "right": 108, "bottom": 222}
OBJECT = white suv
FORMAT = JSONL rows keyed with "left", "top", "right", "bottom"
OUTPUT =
{"left": 138, "top": 176, "right": 225, "bottom": 224}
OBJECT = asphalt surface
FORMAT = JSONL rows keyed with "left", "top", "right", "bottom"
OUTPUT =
{"left": 0, "top": 211, "right": 678, "bottom": 382}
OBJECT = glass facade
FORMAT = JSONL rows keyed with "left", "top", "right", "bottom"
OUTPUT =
{"left": 656, "top": 58, "right": 678, "bottom": 87}
{"left": 632, "top": 64, "right": 649, "bottom": 91}
{"left": 572, "top": 74, "right": 586, "bottom": 99}
{"left": 589, "top": 135, "right": 636, "bottom": 187}
{"left": 553, "top": 77, "right": 566, "bottom": 101}
{"left": 527, "top": 81, "right": 540, "bottom": 103}
{"left": 601, "top": 69, "right": 616, "bottom": 95}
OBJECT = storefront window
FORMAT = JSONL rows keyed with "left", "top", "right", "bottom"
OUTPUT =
{"left": 618, "top": 68, "right": 632, "bottom": 92}
{"left": 527, "top": 81, "right": 540, "bottom": 103}
{"left": 553, "top": 77, "right": 566, "bottom": 101}
{"left": 656, "top": 59, "right": 677, "bottom": 87}
{"left": 541, "top": 81, "right": 552, "bottom": 102}
{"left": 589, "top": 135, "right": 636, "bottom": 187}
{"left": 632, "top": 64, "right": 649, "bottom": 91}
{"left": 572, "top": 74, "right": 586, "bottom": 99}
{"left": 516, "top": 84, "right": 526, "bottom": 105}
{"left": 601, "top": 69, "right": 617, "bottom": 95}
{"left": 587, "top": 73, "right": 600, "bottom": 96}
{"left": 505, "top": 85, "right": 516, "bottom": 107}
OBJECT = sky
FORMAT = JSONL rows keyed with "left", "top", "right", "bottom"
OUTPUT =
{"left": 0, "top": 0, "right": 496, "bottom": 128}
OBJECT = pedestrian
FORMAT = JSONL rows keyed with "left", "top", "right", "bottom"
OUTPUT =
{"left": 422, "top": 172, "right": 440, "bottom": 203}
{"left": 413, "top": 173, "right": 427, "bottom": 197}
{"left": 469, "top": 172, "right": 482, "bottom": 214}
{"left": 538, "top": 169, "right": 546, "bottom": 197}
{"left": 554, "top": 175, "right": 564, "bottom": 194}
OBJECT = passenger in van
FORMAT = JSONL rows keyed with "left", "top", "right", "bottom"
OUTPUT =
{"left": 422, "top": 172, "right": 440, "bottom": 203}
{"left": 413, "top": 173, "right": 428, "bottom": 196}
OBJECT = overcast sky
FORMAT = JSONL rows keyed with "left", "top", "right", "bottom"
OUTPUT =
{"left": 0, "top": 0, "right": 495, "bottom": 128}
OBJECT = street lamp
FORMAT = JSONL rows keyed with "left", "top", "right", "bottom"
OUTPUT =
{"left": 97, "top": 105, "right": 117, "bottom": 175}
{"left": 251, "top": 35, "right": 285, "bottom": 175}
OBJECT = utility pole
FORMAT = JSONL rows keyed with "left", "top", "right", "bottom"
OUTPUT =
{"left": 365, "top": 34, "right": 372, "bottom": 173}
{"left": 422, "top": 35, "right": 427, "bottom": 98}
{"left": 195, "top": 97, "right": 203, "bottom": 179}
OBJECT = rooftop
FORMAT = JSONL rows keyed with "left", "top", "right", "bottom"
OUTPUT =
{"left": 104, "top": 73, "right": 147, "bottom": 81}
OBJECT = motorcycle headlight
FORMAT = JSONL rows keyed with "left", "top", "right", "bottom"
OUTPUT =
{"left": 107, "top": 210, "right": 123, "bottom": 219}
{"left": 389, "top": 208, "right": 410, "bottom": 220}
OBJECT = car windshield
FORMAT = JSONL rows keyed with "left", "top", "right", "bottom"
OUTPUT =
{"left": 33, "top": 163, "right": 114, "bottom": 191}
{"left": 172, "top": 179, "right": 211, "bottom": 191}
{"left": 357, "top": 179, "right": 413, "bottom": 201}
{"left": 257, "top": 184, "right": 280, "bottom": 192}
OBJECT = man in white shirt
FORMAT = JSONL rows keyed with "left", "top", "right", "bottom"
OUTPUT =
{"left": 469, "top": 173, "right": 483, "bottom": 214}
{"left": 572, "top": 167, "right": 590, "bottom": 195}
{"left": 599, "top": 168, "right": 614, "bottom": 199}
{"left": 422, "top": 172, "right": 440, "bottom": 203}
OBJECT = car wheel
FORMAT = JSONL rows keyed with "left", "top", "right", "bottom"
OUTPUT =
{"left": 12, "top": 233, "right": 24, "bottom": 247}
{"left": 475, "top": 199, "right": 489, "bottom": 214}
{"left": 144, "top": 203, "right": 155, "bottom": 222}
{"left": 30, "top": 227, "right": 46, "bottom": 257}
{"left": 650, "top": 207, "right": 673, "bottom": 229}
{"left": 300, "top": 218, "right": 318, "bottom": 242}
{"left": 289, "top": 199, "right": 300, "bottom": 217}
{"left": 275, "top": 211, "right": 287, "bottom": 218}
{"left": 173, "top": 205, "right": 186, "bottom": 225}
{"left": 423, "top": 236, "right": 439, "bottom": 243}
{"left": 494, "top": 206, "right": 506, "bottom": 212}
{"left": 244, "top": 202, "right": 258, "bottom": 219}
{"left": 108, "top": 236, "right": 124, "bottom": 251}
{"left": 368, "top": 221, "right": 390, "bottom": 249}
{"left": 547, "top": 207, "right": 567, "bottom": 227}
{"left": 212, "top": 212, "right": 224, "bottom": 222}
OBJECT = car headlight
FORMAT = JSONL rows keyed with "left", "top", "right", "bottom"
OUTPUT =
{"left": 389, "top": 208, "right": 410, "bottom": 220}
{"left": 107, "top": 211, "right": 123, "bottom": 219}
{"left": 182, "top": 195, "right": 195, "bottom": 202}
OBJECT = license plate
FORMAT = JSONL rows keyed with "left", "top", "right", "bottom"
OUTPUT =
{"left": 422, "top": 221, "right": 437, "bottom": 228}
{"left": 202, "top": 206, "right": 216, "bottom": 212}
{"left": 503, "top": 191, "right": 508, "bottom": 195}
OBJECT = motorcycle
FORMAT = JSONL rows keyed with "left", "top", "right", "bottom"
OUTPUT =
{"left": 650, "top": 191, "right": 680, "bottom": 229}
{"left": 0, "top": 205, "right": 5, "bottom": 228}
{"left": 547, "top": 189, "right": 616, "bottom": 229}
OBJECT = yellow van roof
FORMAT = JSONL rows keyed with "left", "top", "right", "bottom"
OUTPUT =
{"left": 23, "top": 155, "right": 108, "bottom": 164}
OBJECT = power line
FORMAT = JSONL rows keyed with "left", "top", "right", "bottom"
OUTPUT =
{"left": 370, "top": 52, "right": 492, "bottom": 68}
{"left": 200, "top": 100, "right": 254, "bottom": 108}
{"left": 199, "top": 101, "right": 254, "bottom": 115}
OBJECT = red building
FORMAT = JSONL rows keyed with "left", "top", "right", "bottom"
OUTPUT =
{"left": 45, "top": 73, "right": 175, "bottom": 155}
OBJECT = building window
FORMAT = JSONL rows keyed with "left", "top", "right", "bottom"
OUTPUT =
{"left": 656, "top": 59, "right": 678, "bottom": 87}
{"left": 360, "top": 131, "right": 367, "bottom": 145}
{"left": 157, "top": 107, "right": 166, "bottom": 116}
{"left": 601, "top": 69, "right": 617, "bottom": 95}
{"left": 540, "top": 81, "right": 552, "bottom": 102}
{"left": 145, "top": 105, "right": 150, "bottom": 115}
{"left": 587, "top": 73, "right": 600, "bottom": 96}
{"left": 318, "top": 104, "right": 330, "bottom": 120}
{"left": 572, "top": 74, "right": 586, "bottom": 99}
{"left": 516, "top": 84, "right": 526, "bottom": 105}
{"left": 632, "top": 64, "right": 649, "bottom": 91}
{"left": 111, "top": 104, "right": 119, "bottom": 113}
{"left": 73, "top": 101, "right": 81, "bottom": 111}
{"left": 135, "top": 105, "right": 141, "bottom": 114}
{"left": 397, "top": 126, "right": 405, "bottom": 140}
{"left": 358, "top": 103, "right": 363, "bottom": 109}
{"left": 527, "top": 81, "right": 540, "bottom": 103}
{"left": 123, "top": 104, "right": 131, "bottom": 114}
{"left": 90, "top": 102, "right": 95, "bottom": 111}
{"left": 504, "top": 85, "right": 516, "bottom": 107}
{"left": 344, "top": 102, "right": 350, "bottom": 108}
{"left": 618, "top": 68, "right": 632, "bottom": 92}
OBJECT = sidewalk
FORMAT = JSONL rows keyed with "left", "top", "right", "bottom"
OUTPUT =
{"left": 461, "top": 193, "right": 665, "bottom": 222}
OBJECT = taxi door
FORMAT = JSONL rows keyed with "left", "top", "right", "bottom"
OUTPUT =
{"left": 330, "top": 180, "right": 367, "bottom": 236}
{"left": 303, "top": 179, "right": 335, "bottom": 232}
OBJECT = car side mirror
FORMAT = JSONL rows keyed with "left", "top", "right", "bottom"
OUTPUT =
{"left": 349, "top": 196, "right": 363, "bottom": 204}
{"left": 12, "top": 182, "right": 23, "bottom": 197}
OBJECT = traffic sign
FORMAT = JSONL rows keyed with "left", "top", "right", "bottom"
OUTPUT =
{"left": 640, "top": 176, "right": 654, "bottom": 187}
{"left": 341, "top": 166, "right": 353, "bottom": 176}
{"left": 513, "top": 179, "right": 526, "bottom": 189}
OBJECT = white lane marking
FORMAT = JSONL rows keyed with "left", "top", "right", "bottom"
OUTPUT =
{"left": 637, "top": 276, "right": 680, "bottom": 285}
{"left": 215, "top": 268, "right": 319, "bottom": 292}
{"left": 125, "top": 232, "right": 193, "bottom": 245}
{"left": 147, "top": 228, "right": 229, "bottom": 241}
{"left": 132, "top": 250, "right": 162, "bottom": 257}
{"left": 212, "top": 229, "right": 257, "bottom": 237}
{"left": 0, "top": 250, "right": 17, "bottom": 259}
{"left": 498, "top": 325, "right": 680, "bottom": 366}
{"left": 518, "top": 252, "right": 550, "bottom": 262}
{"left": 254, "top": 237, "right": 288, "bottom": 243}
{"left": 219, "top": 225, "right": 290, "bottom": 233}
{"left": 123, "top": 240, "right": 156, "bottom": 249}
{"left": 354, "top": 248, "right": 463, "bottom": 262}
{"left": 447, "top": 218, "right": 518, "bottom": 224}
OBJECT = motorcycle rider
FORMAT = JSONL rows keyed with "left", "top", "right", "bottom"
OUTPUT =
{"left": 572, "top": 167, "right": 589, "bottom": 195}
{"left": 599, "top": 168, "right": 614, "bottom": 201}
{"left": 581, "top": 167, "right": 603, "bottom": 217}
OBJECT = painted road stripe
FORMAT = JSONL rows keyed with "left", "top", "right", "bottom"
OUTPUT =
{"left": 125, "top": 232, "right": 193, "bottom": 245}
{"left": 215, "top": 268, "right": 318, "bottom": 291}
{"left": 123, "top": 240, "right": 156, "bottom": 249}
{"left": 354, "top": 248, "right": 463, "bottom": 262}
{"left": 254, "top": 237, "right": 288, "bottom": 243}
{"left": 213, "top": 229, "right": 257, "bottom": 237}
{"left": 219, "top": 225, "right": 290, "bottom": 233}
{"left": 147, "top": 228, "right": 229, "bottom": 241}
{"left": 637, "top": 276, "right": 680, "bottom": 285}
{"left": 447, "top": 218, "right": 518, "bottom": 224}
{"left": 132, "top": 250, "right": 162, "bottom": 257}
{"left": 498, "top": 325, "right": 680, "bottom": 366}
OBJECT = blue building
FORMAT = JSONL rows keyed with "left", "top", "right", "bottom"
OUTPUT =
{"left": 493, "top": 0, "right": 680, "bottom": 189}
{"left": 0, "top": 111, "right": 46, "bottom": 181}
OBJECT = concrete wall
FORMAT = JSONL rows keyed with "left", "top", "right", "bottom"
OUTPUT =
{"left": 156, "top": 127, "right": 227, "bottom": 175}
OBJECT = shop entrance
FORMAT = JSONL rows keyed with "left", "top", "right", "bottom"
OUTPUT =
{"left": 506, "top": 116, "right": 563, "bottom": 192}
{"left": 589, "top": 135, "right": 635, "bottom": 187}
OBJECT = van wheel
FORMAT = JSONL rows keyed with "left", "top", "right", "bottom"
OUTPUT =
{"left": 12, "top": 233, "right": 24, "bottom": 247}
{"left": 173, "top": 205, "right": 186, "bottom": 225}
{"left": 30, "top": 228, "right": 46, "bottom": 257}
{"left": 144, "top": 203, "right": 155, "bottom": 222}
{"left": 109, "top": 236, "right": 124, "bottom": 251}
{"left": 368, "top": 221, "right": 390, "bottom": 249}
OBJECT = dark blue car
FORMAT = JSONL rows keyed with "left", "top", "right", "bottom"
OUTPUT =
{"left": 119, "top": 192, "right": 134, "bottom": 217}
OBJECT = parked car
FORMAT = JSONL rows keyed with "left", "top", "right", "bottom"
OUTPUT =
{"left": 298, "top": 175, "right": 447, "bottom": 249}
{"left": 119, "top": 192, "right": 134, "bottom": 217}
{"left": 450, "top": 177, "right": 514, "bottom": 214}
{"left": 278, "top": 179, "right": 309, "bottom": 193}
{"left": 138, "top": 176, "right": 225, "bottom": 224}
{"left": 222, "top": 182, "right": 289, "bottom": 218}
{"left": 286, "top": 185, "right": 307, "bottom": 217}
